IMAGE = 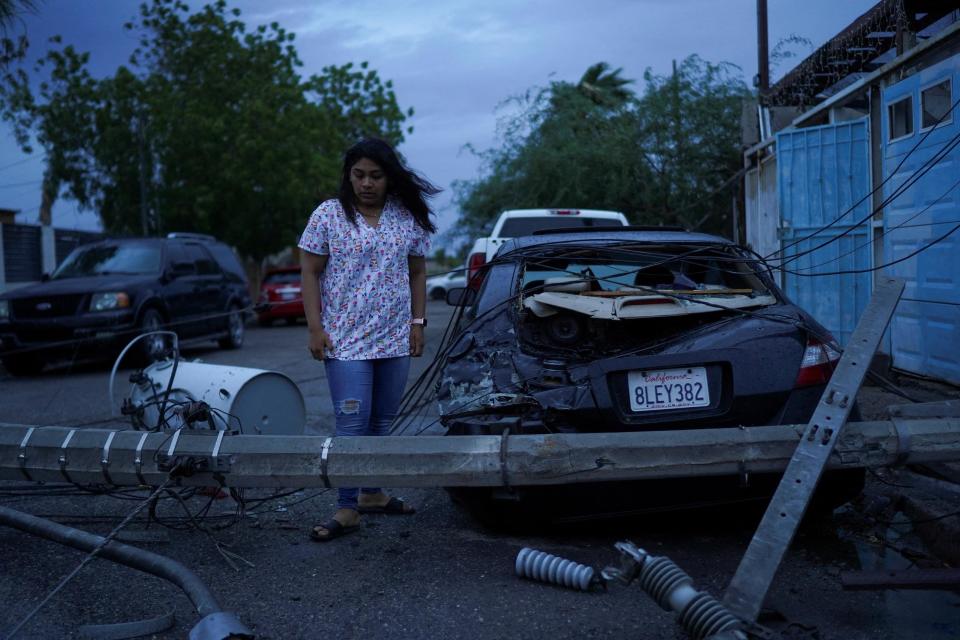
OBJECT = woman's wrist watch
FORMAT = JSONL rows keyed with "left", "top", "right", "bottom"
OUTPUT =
{"left": 411, "top": 317, "right": 427, "bottom": 327}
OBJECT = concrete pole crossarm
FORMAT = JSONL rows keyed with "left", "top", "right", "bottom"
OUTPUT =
{"left": 1, "top": 420, "right": 959, "bottom": 489}
{"left": 724, "top": 278, "right": 904, "bottom": 623}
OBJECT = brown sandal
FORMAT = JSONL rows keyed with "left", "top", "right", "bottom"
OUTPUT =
{"left": 309, "top": 519, "right": 360, "bottom": 542}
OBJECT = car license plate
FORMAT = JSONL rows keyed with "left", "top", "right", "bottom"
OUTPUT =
{"left": 627, "top": 367, "right": 709, "bottom": 412}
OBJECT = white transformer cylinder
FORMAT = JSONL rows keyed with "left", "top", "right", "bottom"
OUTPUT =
{"left": 130, "top": 360, "right": 306, "bottom": 435}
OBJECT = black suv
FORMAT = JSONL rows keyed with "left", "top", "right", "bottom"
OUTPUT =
{"left": 0, "top": 233, "right": 251, "bottom": 375}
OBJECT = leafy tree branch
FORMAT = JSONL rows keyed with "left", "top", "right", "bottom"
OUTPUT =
{"left": 453, "top": 55, "right": 749, "bottom": 247}
{"left": 0, "top": 0, "right": 412, "bottom": 264}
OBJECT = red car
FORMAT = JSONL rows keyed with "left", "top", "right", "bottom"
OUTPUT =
{"left": 257, "top": 266, "right": 305, "bottom": 326}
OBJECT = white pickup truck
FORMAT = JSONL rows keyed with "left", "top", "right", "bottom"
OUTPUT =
{"left": 466, "top": 208, "right": 629, "bottom": 284}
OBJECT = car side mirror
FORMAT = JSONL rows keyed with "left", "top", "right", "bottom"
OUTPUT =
{"left": 446, "top": 287, "right": 476, "bottom": 307}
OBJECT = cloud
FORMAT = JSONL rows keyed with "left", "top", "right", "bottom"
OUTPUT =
{"left": 5, "top": 0, "right": 879, "bottom": 238}
{"left": 288, "top": 0, "right": 527, "bottom": 50}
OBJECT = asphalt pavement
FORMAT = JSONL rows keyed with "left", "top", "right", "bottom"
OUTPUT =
{"left": 1, "top": 300, "right": 958, "bottom": 639}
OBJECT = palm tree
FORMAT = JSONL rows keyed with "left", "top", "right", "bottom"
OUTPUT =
{"left": 576, "top": 62, "right": 634, "bottom": 107}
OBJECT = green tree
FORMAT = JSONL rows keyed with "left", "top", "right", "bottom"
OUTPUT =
{"left": 634, "top": 56, "right": 749, "bottom": 230}
{"left": 0, "top": 41, "right": 98, "bottom": 224}
{"left": 453, "top": 65, "right": 641, "bottom": 241}
{"left": 0, "top": 0, "right": 411, "bottom": 264}
{"left": 453, "top": 55, "right": 749, "bottom": 244}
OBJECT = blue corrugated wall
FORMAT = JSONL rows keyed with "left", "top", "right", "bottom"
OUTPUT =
{"left": 777, "top": 119, "right": 873, "bottom": 345}
{"left": 882, "top": 55, "right": 960, "bottom": 384}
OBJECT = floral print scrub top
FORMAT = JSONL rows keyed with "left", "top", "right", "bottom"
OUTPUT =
{"left": 298, "top": 197, "right": 430, "bottom": 360}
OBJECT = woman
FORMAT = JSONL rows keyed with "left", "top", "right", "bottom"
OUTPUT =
{"left": 299, "top": 138, "right": 438, "bottom": 542}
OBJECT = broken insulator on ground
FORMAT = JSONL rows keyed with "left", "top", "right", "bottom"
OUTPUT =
{"left": 603, "top": 541, "right": 744, "bottom": 640}
{"left": 515, "top": 547, "right": 598, "bottom": 591}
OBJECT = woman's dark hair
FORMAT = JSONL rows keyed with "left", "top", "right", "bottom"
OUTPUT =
{"left": 338, "top": 138, "right": 439, "bottom": 233}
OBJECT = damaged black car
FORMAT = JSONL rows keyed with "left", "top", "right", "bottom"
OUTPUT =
{"left": 435, "top": 228, "right": 863, "bottom": 522}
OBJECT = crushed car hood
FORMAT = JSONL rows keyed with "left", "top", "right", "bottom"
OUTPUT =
{"left": 437, "top": 310, "right": 809, "bottom": 433}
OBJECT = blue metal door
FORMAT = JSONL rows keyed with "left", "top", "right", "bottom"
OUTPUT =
{"left": 882, "top": 55, "right": 960, "bottom": 384}
{"left": 776, "top": 119, "right": 873, "bottom": 345}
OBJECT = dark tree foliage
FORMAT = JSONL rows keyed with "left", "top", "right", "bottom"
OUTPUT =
{"left": 0, "top": 0, "right": 411, "bottom": 262}
{"left": 0, "top": 0, "right": 34, "bottom": 67}
{"left": 634, "top": 56, "right": 750, "bottom": 232}
{"left": 454, "top": 55, "right": 750, "bottom": 245}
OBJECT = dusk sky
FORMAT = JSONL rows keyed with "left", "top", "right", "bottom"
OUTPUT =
{"left": 0, "top": 0, "right": 876, "bottom": 248}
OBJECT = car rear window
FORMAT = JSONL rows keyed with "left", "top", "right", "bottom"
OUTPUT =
{"left": 53, "top": 244, "right": 162, "bottom": 279}
{"left": 263, "top": 271, "right": 301, "bottom": 284}
{"left": 520, "top": 245, "right": 768, "bottom": 294}
{"left": 499, "top": 217, "right": 622, "bottom": 237}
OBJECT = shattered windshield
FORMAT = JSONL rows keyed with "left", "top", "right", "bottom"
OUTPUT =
{"left": 516, "top": 243, "right": 777, "bottom": 358}
{"left": 520, "top": 244, "right": 769, "bottom": 295}
{"left": 53, "top": 244, "right": 162, "bottom": 279}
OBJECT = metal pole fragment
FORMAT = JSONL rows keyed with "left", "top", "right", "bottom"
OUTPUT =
{"left": 756, "top": 0, "right": 770, "bottom": 94}
{"left": 0, "top": 506, "right": 253, "bottom": 639}
{"left": 722, "top": 277, "right": 905, "bottom": 622}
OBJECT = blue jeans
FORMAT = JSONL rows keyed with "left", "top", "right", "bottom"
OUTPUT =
{"left": 325, "top": 356, "right": 410, "bottom": 510}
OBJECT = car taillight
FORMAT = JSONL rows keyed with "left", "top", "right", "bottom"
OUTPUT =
{"left": 467, "top": 252, "right": 486, "bottom": 290}
{"left": 794, "top": 336, "right": 842, "bottom": 388}
{"left": 551, "top": 209, "right": 579, "bottom": 215}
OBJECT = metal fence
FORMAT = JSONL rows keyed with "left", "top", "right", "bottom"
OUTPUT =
{"left": 1, "top": 223, "right": 42, "bottom": 283}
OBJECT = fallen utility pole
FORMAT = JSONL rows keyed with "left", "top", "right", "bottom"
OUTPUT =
{"left": 1, "top": 418, "right": 958, "bottom": 488}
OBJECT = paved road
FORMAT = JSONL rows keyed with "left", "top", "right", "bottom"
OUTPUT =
{"left": 0, "top": 299, "right": 459, "bottom": 435}
{"left": 1, "top": 301, "right": 958, "bottom": 639}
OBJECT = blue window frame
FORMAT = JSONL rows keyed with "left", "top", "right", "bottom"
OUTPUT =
{"left": 887, "top": 95, "right": 914, "bottom": 141}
